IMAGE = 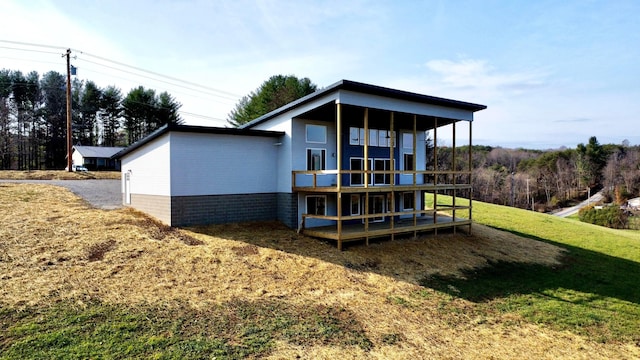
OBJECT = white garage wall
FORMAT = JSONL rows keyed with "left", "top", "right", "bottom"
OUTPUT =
{"left": 169, "top": 132, "right": 279, "bottom": 196}
{"left": 120, "top": 134, "right": 171, "bottom": 196}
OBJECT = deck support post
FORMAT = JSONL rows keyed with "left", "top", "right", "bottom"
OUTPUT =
{"left": 433, "top": 117, "right": 438, "bottom": 236}
{"left": 389, "top": 111, "right": 395, "bottom": 241}
{"left": 469, "top": 120, "right": 473, "bottom": 235}
{"left": 364, "top": 108, "right": 369, "bottom": 245}
{"left": 337, "top": 102, "right": 343, "bottom": 250}
{"left": 452, "top": 121, "right": 457, "bottom": 234}
{"left": 413, "top": 115, "right": 418, "bottom": 238}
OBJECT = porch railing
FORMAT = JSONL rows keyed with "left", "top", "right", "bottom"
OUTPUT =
{"left": 292, "top": 169, "right": 471, "bottom": 191}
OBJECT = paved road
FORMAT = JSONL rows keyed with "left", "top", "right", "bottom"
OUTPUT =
{"left": 554, "top": 190, "right": 605, "bottom": 217}
{"left": 0, "top": 179, "right": 122, "bottom": 210}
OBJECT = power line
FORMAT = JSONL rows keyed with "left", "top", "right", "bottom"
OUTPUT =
{"left": 0, "top": 45, "right": 61, "bottom": 55}
{"left": 1, "top": 40, "right": 239, "bottom": 124}
{"left": 74, "top": 65, "right": 236, "bottom": 106}
{"left": 1, "top": 39, "right": 242, "bottom": 99}
{"left": 75, "top": 56, "right": 238, "bottom": 102}
{"left": 179, "top": 110, "right": 226, "bottom": 122}
{"left": 0, "top": 39, "right": 67, "bottom": 51}
{"left": 71, "top": 48, "right": 241, "bottom": 99}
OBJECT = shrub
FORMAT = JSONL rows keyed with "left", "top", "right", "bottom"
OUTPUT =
{"left": 578, "top": 204, "right": 628, "bottom": 229}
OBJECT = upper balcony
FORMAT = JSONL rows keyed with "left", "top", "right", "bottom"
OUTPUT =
{"left": 292, "top": 169, "right": 471, "bottom": 193}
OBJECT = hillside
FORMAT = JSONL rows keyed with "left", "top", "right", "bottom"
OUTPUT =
{"left": 1, "top": 183, "right": 639, "bottom": 359}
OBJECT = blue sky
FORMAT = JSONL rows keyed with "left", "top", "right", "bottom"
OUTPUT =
{"left": 1, "top": 0, "right": 638, "bottom": 149}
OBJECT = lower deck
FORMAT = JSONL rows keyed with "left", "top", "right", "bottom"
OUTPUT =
{"left": 301, "top": 214, "right": 471, "bottom": 248}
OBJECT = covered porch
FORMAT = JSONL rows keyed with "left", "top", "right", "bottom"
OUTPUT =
{"left": 301, "top": 213, "right": 472, "bottom": 247}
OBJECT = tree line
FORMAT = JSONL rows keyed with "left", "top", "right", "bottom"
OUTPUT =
{"left": 437, "top": 136, "right": 640, "bottom": 211}
{"left": 0, "top": 68, "right": 182, "bottom": 170}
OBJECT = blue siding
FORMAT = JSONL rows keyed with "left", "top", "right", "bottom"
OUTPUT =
{"left": 340, "top": 129, "right": 400, "bottom": 186}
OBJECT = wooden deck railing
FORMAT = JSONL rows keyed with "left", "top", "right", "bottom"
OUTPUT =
{"left": 292, "top": 169, "right": 471, "bottom": 191}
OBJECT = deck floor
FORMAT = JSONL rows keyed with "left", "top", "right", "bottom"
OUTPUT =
{"left": 302, "top": 215, "right": 471, "bottom": 242}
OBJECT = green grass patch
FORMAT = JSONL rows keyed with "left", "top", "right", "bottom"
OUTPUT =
{"left": 566, "top": 213, "right": 580, "bottom": 221}
{"left": 423, "top": 194, "right": 640, "bottom": 343}
{"left": 0, "top": 299, "right": 372, "bottom": 359}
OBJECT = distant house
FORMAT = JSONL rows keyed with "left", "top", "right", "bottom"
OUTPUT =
{"left": 72, "top": 145, "right": 123, "bottom": 171}
{"left": 114, "top": 80, "right": 486, "bottom": 249}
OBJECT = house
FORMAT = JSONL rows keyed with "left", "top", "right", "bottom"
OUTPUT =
{"left": 72, "top": 145, "right": 123, "bottom": 171}
{"left": 114, "top": 80, "right": 486, "bottom": 249}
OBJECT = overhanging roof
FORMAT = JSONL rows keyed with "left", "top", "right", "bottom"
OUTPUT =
{"left": 112, "top": 124, "right": 284, "bottom": 159}
{"left": 240, "top": 79, "right": 487, "bottom": 129}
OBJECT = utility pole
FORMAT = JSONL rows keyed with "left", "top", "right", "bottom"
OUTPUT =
{"left": 510, "top": 172, "right": 515, "bottom": 207}
{"left": 526, "top": 178, "right": 530, "bottom": 210}
{"left": 64, "top": 49, "right": 72, "bottom": 172}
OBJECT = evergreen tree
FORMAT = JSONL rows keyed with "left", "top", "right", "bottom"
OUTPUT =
{"left": 100, "top": 86, "right": 123, "bottom": 147}
{"left": 123, "top": 86, "right": 156, "bottom": 144}
{"left": 155, "top": 91, "right": 182, "bottom": 128}
{"left": 576, "top": 136, "right": 608, "bottom": 188}
{"left": 77, "top": 80, "right": 102, "bottom": 145}
{"left": 227, "top": 75, "right": 317, "bottom": 127}
{"left": 40, "top": 71, "right": 67, "bottom": 169}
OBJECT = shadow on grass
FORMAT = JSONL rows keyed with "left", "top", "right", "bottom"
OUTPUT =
{"left": 189, "top": 222, "right": 640, "bottom": 306}
{"left": 419, "top": 230, "right": 640, "bottom": 306}
{"left": 420, "top": 230, "right": 640, "bottom": 342}
{"left": 436, "top": 231, "right": 640, "bottom": 304}
{"left": 188, "top": 221, "right": 640, "bottom": 343}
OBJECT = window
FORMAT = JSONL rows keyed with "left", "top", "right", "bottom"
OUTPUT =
{"left": 374, "top": 159, "right": 391, "bottom": 185}
{"left": 402, "top": 192, "right": 415, "bottom": 211}
{"left": 378, "top": 131, "right": 389, "bottom": 147}
{"left": 350, "top": 194, "right": 361, "bottom": 215}
{"left": 350, "top": 158, "right": 363, "bottom": 185}
{"left": 306, "top": 195, "right": 326, "bottom": 215}
{"left": 403, "top": 153, "right": 414, "bottom": 171}
{"left": 368, "top": 195, "right": 386, "bottom": 222}
{"left": 348, "top": 128, "right": 393, "bottom": 147}
{"left": 349, "top": 127, "right": 359, "bottom": 145}
{"left": 307, "top": 148, "right": 326, "bottom": 170}
{"left": 402, "top": 133, "right": 414, "bottom": 149}
{"left": 350, "top": 158, "right": 372, "bottom": 185}
{"left": 369, "top": 129, "right": 378, "bottom": 146}
{"left": 306, "top": 124, "right": 326, "bottom": 143}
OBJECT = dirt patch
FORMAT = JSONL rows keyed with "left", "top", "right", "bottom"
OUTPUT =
{"left": 86, "top": 240, "right": 117, "bottom": 261}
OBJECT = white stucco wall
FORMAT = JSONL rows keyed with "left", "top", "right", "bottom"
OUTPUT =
{"left": 120, "top": 133, "right": 172, "bottom": 196}
{"left": 252, "top": 116, "right": 293, "bottom": 193}
{"left": 169, "top": 132, "right": 279, "bottom": 196}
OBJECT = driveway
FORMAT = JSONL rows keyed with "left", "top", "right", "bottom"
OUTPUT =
{"left": 0, "top": 179, "right": 122, "bottom": 210}
{"left": 554, "top": 190, "right": 605, "bottom": 218}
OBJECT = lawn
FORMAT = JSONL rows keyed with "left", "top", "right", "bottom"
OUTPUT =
{"left": 0, "top": 184, "right": 639, "bottom": 359}
{"left": 426, "top": 194, "right": 640, "bottom": 341}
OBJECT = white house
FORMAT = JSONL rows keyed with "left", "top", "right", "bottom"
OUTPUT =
{"left": 72, "top": 145, "right": 123, "bottom": 171}
{"left": 115, "top": 80, "right": 486, "bottom": 249}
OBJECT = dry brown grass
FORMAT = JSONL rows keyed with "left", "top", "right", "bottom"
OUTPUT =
{"left": 0, "top": 170, "right": 121, "bottom": 180}
{"left": 1, "top": 183, "right": 638, "bottom": 359}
